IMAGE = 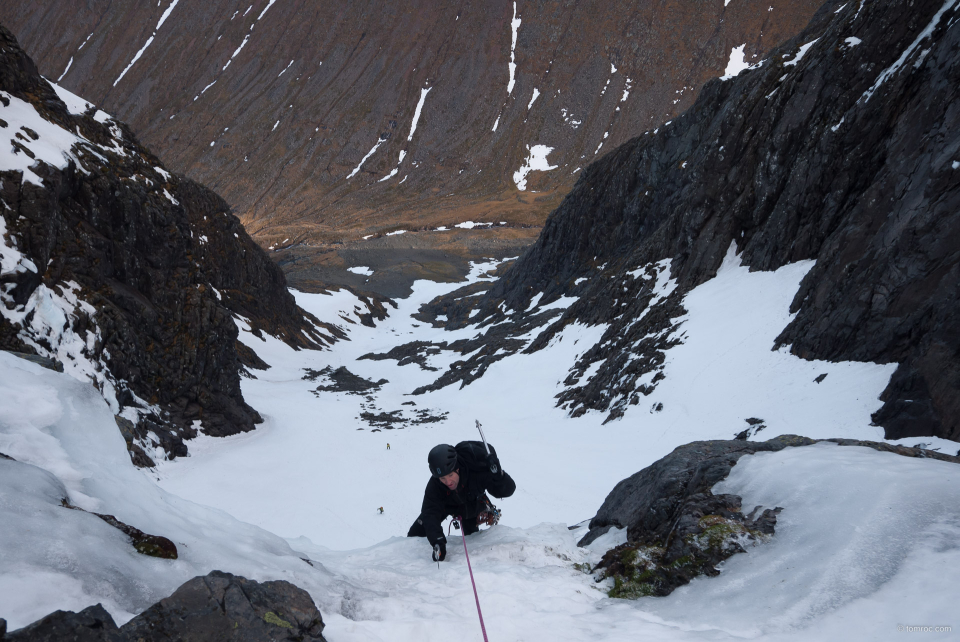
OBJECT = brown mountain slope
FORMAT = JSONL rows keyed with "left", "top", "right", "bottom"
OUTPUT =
{"left": 2, "top": 0, "right": 821, "bottom": 283}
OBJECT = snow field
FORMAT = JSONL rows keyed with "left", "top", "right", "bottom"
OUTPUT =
{"left": 0, "top": 353, "right": 335, "bottom": 629}
{"left": 3, "top": 246, "right": 957, "bottom": 639}
{"left": 159, "top": 249, "right": 905, "bottom": 553}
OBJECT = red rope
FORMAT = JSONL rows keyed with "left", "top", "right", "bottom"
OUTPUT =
{"left": 457, "top": 516, "right": 489, "bottom": 642}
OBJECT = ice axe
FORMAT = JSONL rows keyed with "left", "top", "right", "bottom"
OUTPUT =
{"left": 475, "top": 420, "right": 497, "bottom": 474}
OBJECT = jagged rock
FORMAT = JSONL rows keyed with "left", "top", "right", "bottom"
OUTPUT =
{"left": 359, "top": 341, "right": 444, "bottom": 372}
{"left": 580, "top": 435, "right": 814, "bottom": 547}
{"left": 359, "top": 410, "right": 406, "bottom": 429}
{"left": 582, "top": 435, "right": 960, "bottom": 598}
{"left": 582, "top": 436, "right": 808, "bottom": 597}
{"left": 2, "top": 350, "right": 62, "bottom": 372}
{"left": 596, "top": 495, "right": 782, "bottom": 598}
{"left": 120, "top": 571, "right": 326, "bottom": 642}
{"left": 4, "top": 604, "right": 121, "bottom": 642}
{"left": 423, "top": 0, "right": 960, "bottom": 441}
{"left": 309, "top": 366, "right": 387, "bottom": 394}
{"left": 0, "top": 25, "right": 334, "bottom": 463}
{"left": 5, "top": 572, "right": 326, "bottom": 641}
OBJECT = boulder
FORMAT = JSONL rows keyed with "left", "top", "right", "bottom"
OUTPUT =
{"left": 4, "top": 604, "right": 121, "bottom": 642}
{"left": 584, "top": 435, "right": 960, "bottom": 598}
{"left": 120, "top": 571, "right": 326, "bottom": 642}
{"left": 4, "top": 572, "right": 326, "bottom": 642}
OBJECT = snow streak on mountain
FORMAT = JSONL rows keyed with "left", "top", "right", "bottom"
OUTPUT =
{"left": 1, "top": 0, "right": 824, "bottom": 247}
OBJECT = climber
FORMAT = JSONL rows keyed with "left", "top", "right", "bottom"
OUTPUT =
{"left": 407, "top": 441, "right": 516, "bottom": 562}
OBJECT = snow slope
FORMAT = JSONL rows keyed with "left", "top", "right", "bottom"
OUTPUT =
{"left": 3, "top": 253, "right": 958, "bottom": 639}
{"left": 157, "top": 249, "right": 915, "bottom": 551}
{"left": 0, "top": 352, "right": 334, "bottom": 629}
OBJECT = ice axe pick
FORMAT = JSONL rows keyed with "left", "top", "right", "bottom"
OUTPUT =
{"left": 475, "top": 420, "right": 497, "bottom": 474}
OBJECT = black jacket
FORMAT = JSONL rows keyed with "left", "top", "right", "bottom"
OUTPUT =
{"left": 417, "top": 441, "right": 516, "bottom": 547}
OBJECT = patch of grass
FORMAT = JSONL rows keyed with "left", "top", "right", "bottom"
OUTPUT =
{"left": 573, "top": 561, "right": 593, "bottom": 574}
{"left": 609, "top": 574, "right": 656, "bottom": 599}
{"left": 688, "top": 515, "right": 751, "bottom": 553}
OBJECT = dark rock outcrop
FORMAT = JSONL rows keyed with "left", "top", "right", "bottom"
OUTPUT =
{"left": 0, "top": 25, "right": 336, "bottom": 462}
{"left": 61, "top": 500, "right": 178, "bottom": 560}
{"left": 4, "top": 604, "right": 122, "bottom": 642}
{"left": 305, "top": 366, "right": 387, "bottom": 395}
{"left": 581, "top": 435, "right": 960, "bottom": 597}
{"left": 579, "top": 435, "right": 814, "bottom": 547}
{"left": 2, "top": 350, "right": 62, "bottom": 372}
{"left": 414, "top": 0, "right": 960, "bottom": 441}
{"left": 121, "top": 571, "right": 326, "bottom": 642}
{"left": 5, "top": 571, "right": 326, "bottom": 641}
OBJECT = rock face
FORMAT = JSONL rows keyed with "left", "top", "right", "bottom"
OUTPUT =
{"left": 582, "top": 435, "right": 960, "bottom": 597}
{"left": 2, "top": 604, "right": 122, "bottom": 642}
{"left": 403, "top": 0, "right": 960, "bottom": 441}
{"left": 4, "top": 571, "right": 327, "bottom": 642}
{"left": 0, "top": 25, "right": 333, "bottom": 463}
{"left": 0, "top": 0, "right": 822, "bottom": 249}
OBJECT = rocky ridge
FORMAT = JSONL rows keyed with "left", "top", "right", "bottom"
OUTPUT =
{"left": 373, "top": 0, "right": 960, "bottom": 442}
{"left": 0, "top": 25, "right": 347, "bottom": 464}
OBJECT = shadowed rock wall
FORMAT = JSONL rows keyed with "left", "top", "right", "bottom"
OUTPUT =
{"left": 408, "top": 0, "right": 960, "bottom": 441}
{"left": 0, "top": 25, "right": 330, "bottom": 463}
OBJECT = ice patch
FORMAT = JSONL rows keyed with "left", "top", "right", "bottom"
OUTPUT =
{"left": 513, "top": 144, "right": 558, "bottom": 191}
{"left": 348, "top": 266, "right": 374, "bottom": 276}
{"left": 347, "top": 137, "right": 386, "bottom": 180}
{"left": 507, "top": 1, "right": 521, "bottom": 95}
{"left": 113, "top": 0, "right": 181, "bottom": 86}
{"left": 221, "top": 0, "right": 277, "bottom": 72}
{"left": 56, "top": 57, "right": 73, "bottom": 82}
{"left": 721, "top": 44, "right": 749, "bottom": 80}
{"left": 47, "top": 81, "right": 93, "bottom": 115}
{"left": 527, "top": 88, "right": 540, "bottom": 110}
{"left": 783, "top": 38, "right": 819, "bottom": 67}
{"left": 407, "top": 87, "right": 431, "bottom": 141}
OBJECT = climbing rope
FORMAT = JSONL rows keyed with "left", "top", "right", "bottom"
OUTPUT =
{"left": 456, "top": 515, "right": 489, "bottom": 641}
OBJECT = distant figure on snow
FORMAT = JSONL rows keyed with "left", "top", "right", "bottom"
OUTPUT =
{"left": 378, "top": 506, "right": 384, "bottom": 514}
{"left": 407, "top": 441, "right": 515, "bottom": 562}
{"left": 387, "top": 443, "right": 391, "bottom": 450}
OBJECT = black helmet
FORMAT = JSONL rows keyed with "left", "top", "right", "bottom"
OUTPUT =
{"left": 428, "top": 444, "right": 458, "bottom": 477}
